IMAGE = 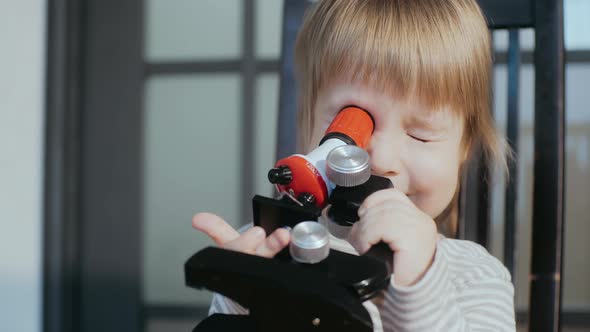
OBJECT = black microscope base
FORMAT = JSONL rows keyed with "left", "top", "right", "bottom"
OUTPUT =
{"left": 185, "top": 247, "right": 390, "bottom": 332}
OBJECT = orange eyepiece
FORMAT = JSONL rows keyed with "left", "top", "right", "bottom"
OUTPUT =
{"left": 324, "top": 106, "right": 374, "bottom": 148}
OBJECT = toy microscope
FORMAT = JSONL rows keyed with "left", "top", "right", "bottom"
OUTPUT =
{"left": 185, "top": 106, "right": 394, "bottom": 332}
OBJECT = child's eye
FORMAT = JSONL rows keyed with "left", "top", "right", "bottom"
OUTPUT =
{"left": 408, "top": 134, "right": 430, "bottom": 143}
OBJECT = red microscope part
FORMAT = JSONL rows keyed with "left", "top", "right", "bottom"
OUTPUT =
{"left": 267, "top": 106, "right": 374, "bottom": 208}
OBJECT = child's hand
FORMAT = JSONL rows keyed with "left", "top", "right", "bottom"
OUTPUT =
{"left": 348, "top": 188, "right": 438, "bottom": 287}
{"left": 192, "top": 212, "right": 291, "bottom": 258}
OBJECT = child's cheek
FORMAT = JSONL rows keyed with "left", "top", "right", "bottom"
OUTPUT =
{"left": 407, "top": 150, "right": 460, "bottom": 218}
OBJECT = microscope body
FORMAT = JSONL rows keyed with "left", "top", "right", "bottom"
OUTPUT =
{"left": 185, "top": 106, "right": 394, "bottom": 332}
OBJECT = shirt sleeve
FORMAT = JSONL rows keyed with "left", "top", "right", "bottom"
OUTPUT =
{"left": 377, "top": 238, "right": 516, "bottom": 332}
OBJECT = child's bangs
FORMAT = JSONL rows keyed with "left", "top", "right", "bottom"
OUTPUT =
{"left": 307, "top": 0, "right": 490, "bottom": 117}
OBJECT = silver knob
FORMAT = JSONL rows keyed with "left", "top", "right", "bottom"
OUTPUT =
{"left": 326, "top": 145, "right": 371, "bottom": 187}
{"left": 289, "top": 221, "right": 330, "bottom": 264}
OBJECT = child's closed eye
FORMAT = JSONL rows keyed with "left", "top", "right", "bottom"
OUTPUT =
{"left": 407, "top": 133, "right": 432, "bottom": 143}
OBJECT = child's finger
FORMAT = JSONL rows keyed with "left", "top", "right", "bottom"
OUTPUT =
{"left": 348, "top": 218, "right": 377, "bottom": 255}
{"left": 255, "top": 228, "right": 291, "bottom": 258}
{"left": 192, "top": 212, "right": 240, "bottom": 246}
{"left": 358, "top": 188, "right": 413, "bottom": 215}
{"left": 224, "top": 226, "right": 266, "bottom": 253}
{"left": 349, "top": 206, "right": 398, "bottom": 254}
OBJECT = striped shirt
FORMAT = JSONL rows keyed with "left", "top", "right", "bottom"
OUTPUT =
{"left": 209, "top": 233, "right": 516, "bottom": 331}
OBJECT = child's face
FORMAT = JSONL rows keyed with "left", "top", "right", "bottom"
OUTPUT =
{"left": 308, "top": 80, "right": 465, "bottom": 219}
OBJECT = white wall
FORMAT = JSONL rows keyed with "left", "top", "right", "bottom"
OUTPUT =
{"left": 0, "top": 1, "right": 46, "bottom": 331}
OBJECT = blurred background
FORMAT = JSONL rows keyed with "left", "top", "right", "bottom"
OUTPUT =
{"left": 0, "top": 0, "right": 588, "bottom": 331}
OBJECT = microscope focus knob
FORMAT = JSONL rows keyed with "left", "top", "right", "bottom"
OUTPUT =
{"left": 326, "top": 145, "right": 371, "bottom": 187}
{"left": 290, "top": 221, "right": 330, "bottom": 264}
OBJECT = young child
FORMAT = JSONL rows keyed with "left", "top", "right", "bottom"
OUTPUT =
{"left": 193, "top": 0, "right": 516, "bottom": 331}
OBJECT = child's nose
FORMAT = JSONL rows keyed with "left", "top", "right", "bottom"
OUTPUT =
{"left": 367, "top": 135, "right": 402, "bottom": 177}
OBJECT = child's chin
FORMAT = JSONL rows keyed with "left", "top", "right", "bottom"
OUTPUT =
{"left": 407, "top": 193, "right": 419, "bottom": 203}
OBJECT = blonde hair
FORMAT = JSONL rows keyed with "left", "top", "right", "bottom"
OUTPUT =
{"left": 294, "top": 0, "right": 507, "bottom": 235}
